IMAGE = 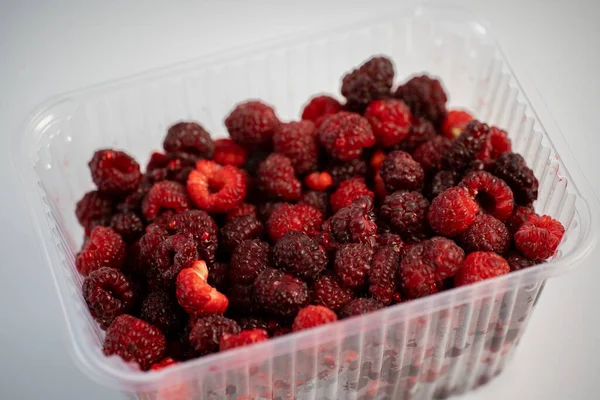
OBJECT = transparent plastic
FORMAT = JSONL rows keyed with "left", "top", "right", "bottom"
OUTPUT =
{"left": 12, "top": 5, "right": 599, "bottom": 400}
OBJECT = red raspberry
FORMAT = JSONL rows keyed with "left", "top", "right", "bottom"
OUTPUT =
{"left": 339, "top": 298, "right": 384, "bottom": 319}
{"left": 103, "top": 315, "right": 167, "bottom": 370}
{"left": 229, "top": 239, "right": 271, "bottom": 285}
{"left": 163, "top": 122, "right": 214, "bottom": 164}
{"left": 395, "top": 117, "right": 436, "bottom": 153}
{"left": 140, "top": 291, "right": 184, "bottom": 337}
{"left": 273, "top": 231, "right": 328, "bottom": 281}
{"left": 76, "top": 191, "right": 114, "bottom": 234}
{"left": 224, "top": 100, "right": 280, "bottom": 149}
{"left": 412, "top": 136, "right": 452, "bottom": 173}
{"left": 506, "top": 251, "right": 537, "bottom": 271}
{"left": 341, "top": 56, "right": 394, "bottom": 112}
{"left": 298, "top": 191, "right": 330, "bottom": 217}
{"left": 212, "top": 138, "right": 247, "bottom": 167}
{"left": 514, "top": 214, "right": 565, "bottom": 261}
{"left": 334, "top": 243, "right": 374, "bottom": 290}
{"left": 459, "top": 214, "right": 510, "bottom": 254}
{"left": 442, "top": 110, "right": 473, "bottom": 139}
{"left": 491, "top": 152, "right": 539, "bottom": 205}
{"left": 327, "top": 158, "right": 368, "bottom": 185}
{"left": 76, "top": 226, "right": 126, "bottom": 276}
{"left": 189, "top": 314, "right": 240, "bottom": 355}
{"left": 167, "top": 210, "right": 218, "bottom": 265}
{"left": 142, "top": 181, "right": 190, "bottom": 220}
{"left": 505, "top": 205, "right": 535, "bottom": 234}
{"left": 304, "top": 172, "right": 334, "bottom": 192}
{"left": 187, "top": 160, "right": 246, "bottom": 213}
{"left": 477, "top": 126, "right": 512, "bottom": 165}
{"left": 365, "top": 99, "right": 412, "bottom": 147}
{"left": 419, "top": 237, "right": 464, "bottom": 280}
{"left": 398, "top": 250, "right": 438, "bottom": 299}
{"left": 225, "top": 203, "right": 257, "bottom": 222}
{"left": 426, "top": 170, "right": 458, "bottom": 200}
{"left": 83, "top": 267, "right": 136, "bottom": 329}
{"left": 227, "top": 284, "right": 259, "bottom": 315}
{"left": 150, "top": 357, "right": 178, "bottom": 371}
{"left": 311, "top": 274, "right": 355, "bottom": 312}
{"left": 380, "top": 191, "right": 430, "bottom": 243}
{"left": 369, "top": 245, "right": 400, "bottom": 305}
{"left": 455, "top": 252, "right": 510, "bottom": 286}
{"left": 176, "top": 260, "right": 229, "bottom": 315}
{"left": 292, "top": 305, "right": 338, "bottom": 332}
{"left": 267, "top": 203, "right": 323, "bottom": 242}
{"left": 220, "top": 329, "right": 269, "bottom": 351}
{"left": 442, "top": 120, "right": 490, "bottom": 172}
{"left": 427, "top": 187, "right": 479, "bottom": 236}
{"left": 256, "top": 154, "right": 302, "bottom": 201}
{"left": 395, "top": 75, "right": 447, "bottom": 126}
{"left": 110, "top": 212, "right": 144, "bottom": 243}
{"left": 317, "top": 112, "right": 375, "bottom": 161}
{"left": 150, "top": 234, "right": 198, "bottom": 289}
{"left": 370, "top": 150, "right": 387, "bottom": 170}
{"left": 220, "top": 214, "right": 264, "bottom": 251}
{"left": 273, "top": 120, "right": 319, "bottom": 175}
{"left": 380, "top": 151, "right": 425, "bottom": 192}
{"left": 89, "top": 149, "right": 142, "bottom": 195}
{"left": 253, "top": 268, "right": 309, "bottom": 318}
{"left": 330, "top": 178, "right": 374, "bottom": 213}
{"left": 459, "top": 171, "right": 514, "bottom": 221}
{"left": 301, "top": 95, "right": 342, "bottom": 127}
{"left": 328, "top": 196, "right": 377, "bottom": 245}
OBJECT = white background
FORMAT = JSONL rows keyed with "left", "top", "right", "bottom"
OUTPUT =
{"left": 1, "top": 1, "right": 599, "bottom": 399}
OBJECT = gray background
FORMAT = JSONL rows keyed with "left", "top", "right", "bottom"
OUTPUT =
{"left": 1, "top": 0, "right": 599, "bottom": 399}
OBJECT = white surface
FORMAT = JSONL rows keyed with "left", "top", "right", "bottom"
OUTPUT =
{"left": 0, "top": 1, "right": 598, "bottom": 399}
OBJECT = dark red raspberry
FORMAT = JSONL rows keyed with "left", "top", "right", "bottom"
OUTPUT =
{"left": 103, "top": 315, "right": 167, "bottom": 370}
{"left": 395, "top": 116, "right": 436, "bottom": 153}
{"left": 256, "top": 201, "right": 281, "bottom": 224}
{"left": 189, "top": 315, "right": 240, "bottom": 355}
{"left": 442, "top": 120, "right": 490, "bottom": 172}
{"left": 220, "top": 329, "right": 269, "bottom": 351}
{"left": 426, "top": 170, "right": 458, "bottom": 200}
{"left": 505, "top": 205, "right": 535, "bottom": 234}
{"left": 442, "top": 110, "right": 473, "bottom": 139}
{"left": 76, "top": 226, "right": 126, "bottom": 276}
{"left": 301, "top": 95, "right": 342, "bottom": 127}
{"left": 369, "top": 245, "right": 400, "bottom": 305}
{"left": 237, "top": 317, "right": 280, "bottom": 334}
{"left": 414, "top": 237, "right": 464, "bottom": 281}
{"left": 341, "top": 56, "right": 394, "bottom": 112}
{"left": 273, "top": 120, "right": 319, "bottom": 175}
{"left": 227, "top": 284, "right": 258, "bottom": 314}
{"left": 225, "top": 203, "right": 257, "bottom": 222}
{"left": 140, "top": 291, "right": 184, "bottom": 337}
{"left": 207, "top": 262, "right": 229, "bottom": 292}
{"left": 459, "top": 214, "right": 510, "bottom": 254}
{"left": 455, "top": 252, "right": 510, "bottom": 286}
{"left": 253, "top": 268, "right": 309, "bottom": 318}
{"left": 267, "top": 203, "right": 323, "bottom": 242}
{"left": 224, "top": 100, "right": 280, "bottom": 149}
{"left": 395, "top": 75, "right": 447, "bottom": 126}
{"left": 339, "top": 298, "right": 384, "bottom": 319}
{"left": 477, "top": 126, "right": 512, "bottom": 165}
{"left": 273, "top": 231, "right": 328, "bottom": 281}
{"left": 304, "top": 172, "right": 334, "bottom": 192}
{"left": 116, "top": 177, "right": 154, "bottom": 213}
{"left": 328, "top": 196, "right": 377, "bottom": 245}
{"left": 491, "top": 152, "right": 539, "bottom": 205}
{"left": 110, "top": 212, "right": 144, "bottom": 243}
{"left": 150, "top": 357, "right": 178, "bottom": 371}
{"left": 187, "top": 160, "right": 246, "bottom": 214}
{"left": 83, "top": 267, "right": 136, "bottom": 329}
{"left": 506, "top": 251, "right": 537, "bottom": 271}
{"left": 380, "top": 191, "right": 430, "bottom": 243}
{"left": 380, "top": 151, "right": 424, "bottom": 192}
{"left": 413, "top": 136, "right": 452, "bottom": 173}
{"left": 147, "top": 152, "right": 170, "bottom": 171}
{"left": 163, "top": 122, "right": 214, "bottom": 164}
{"left": 89, "top": 149, "right": 142, "bottom": 195}
{"left": 149, "top": 234, "right": 197, "bottom": 289}
{"left": 212, "top": 138, "right": 247, "bottom": 167}
{"left": 398, "top": 249, "right": 438, "bottom": 299}
{"left": 146, "top": 156, "right": 192, "bottom": 184}
{"left": 377, "top": 233, "right": 405, "bottom": 253}
{"left": 138, "top": 224, "right": 169, "bottom": 267}
{"left": 327, "top": 158, "right": 368, "bottom": 185}
{"left": 299, "top": 190, "right": 331, "bottom": 218}
{"left": 142, "top": 181, "right": 190, "bottom": 220}
{"left": 428, "top": 187, "right": 479, "bottom": 236}
{"left": 311, "top": 274, "right": 355, "bottom": 312}
{"left": 292, "top": 305, "right": 337, "bottom": 332}
{"left": 459, "top": 171, "right": 514, "bottom": 221}
{"left": 256, "top": 154, "right": 302, "bottom": 201}
{"left": 334, "top": 243, "right": 374, "bottom": 290}
{"left": 364, "top": 99, "right": 412, "bottom": 147}
{"left": 76, "top": 191, "right": 114, "bottom": 233}
{"left": 229, "top": 239, "right": 271, "bottom": 285}
{"left": 167, "top": 210, "right": 218, "bottom": 265}
{"left": 317, "top": 112, "right": 375, "bottom": 161}
{"left": 330, "top": 178, "right": 374, "bottom": 213}
{"left": 220, "top": 214, "right": 264, "bottom": 252}
{"left": 514, "top": 214, "right": 565, "bottom": 261}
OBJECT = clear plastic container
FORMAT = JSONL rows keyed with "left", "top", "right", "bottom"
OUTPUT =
{"left": 12, "top": 5, "right": 599, "bottom": 400}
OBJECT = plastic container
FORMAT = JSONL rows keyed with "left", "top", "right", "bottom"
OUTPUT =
{"left": 13, "top": 5, "right": 599, "bottom": 400}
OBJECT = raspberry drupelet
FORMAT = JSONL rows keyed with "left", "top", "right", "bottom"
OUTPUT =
{"left": 163, "top": 122, "right": 214, "bottom": 164}
{"left": 364, "top": 99, "right": 412, "bottom": 147}
{"left": 380, "top": 151, "right": 425, "bottom": 192}
{"left": 317, "top": 112, "right": 375, "bottom": 161}
{"left": 341, "top": 56, "right": 395, "bottom": 112}
{"left": 89, "top": 149, "right": 142, "bottom": 195}
{"left": 395, "top": 75, "right": 447, "bottom": 127}
{"left": 187, "top": 160, "right": 246, "bottom": 214}
{"left": 454, "top": 252, "right": 510, "bottom": 286}
{"left": 330, "top": 178, "right": 374, "bottom": 213}
{"left": 514, "top": 214, "right": 565, "bottom": 261}
{"left": 273, "top": 120, "right": 319, "bottom": 175}
{"left": 224, "top": 100, "right": 280, "bottom": 149}
{"left": 256, "top": 153, "right": 302, "bottom": 201}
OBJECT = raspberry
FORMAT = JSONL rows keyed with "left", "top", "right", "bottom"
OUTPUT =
{"left": 311, "top": 274, "right": 355, "bottom": 311}
{"left": 317, "top": 112, "right": 375, "bottom": 161}
{"left": 459, "top": 171, "right": 514, "bottom": 221}
{"left": 292, "top": 305, "right": 338, "bottom": 332}
{"left": 514, "top": 214, "right": 565, "bottom": 261}
{"left": 89, "top": 149, "right": 142, "bottom": 195}
{"left": 76, "top": 191, "right": 114, "bottom": 233}
{"left": 207, "top": 262, "right": 229, "bottom": 292}
{"left": 304, "top": 172, "right": 334, "bottom": 192}
{"left": 412, "top": 136, "right": 452, "bottom": 173}
{"left": 395, "top": 117, "right": 436, "bottom": 153}
{"left": 110, "top": 212, "right": 144, "bottom": 243}
{"left": 253, "top": 268, "right": 309, "bottom": 318}
{"left": 225, "top": 203, "right": 257, "bottom": 222}
{"left": 220, "top": 214, "right": 264, "bottom": 251}
{"left": 341, "top": 56, "right": 394, "bottom": 112}
{"left": 395, "top": 75, "right": 447, "bottom": 126}
{"left": 369, "top": 245, "right": 400, "bottom": 305}
{"left": 328, "top": 196, "right": 377, "bottom": 245}
{"left": 339, "top": 298, "right": 384, "bottom": 319}
{"left": 76, "top": 226, "right": 126, "bottom": 276}
{"left": 189, "top": 314, "right": 240, "bottom": 355}
{"left": 301, "top": 95, "right": 342, "bottom": 127}
{"left": 150, "top": 357, "right": 178, "bottom": 371}
{"left": 398, "top": 250, "right": 438, "bottom": 299}
{"left": 442, "top": 120, "right": 490, "bottom": 172}
{"left": 427, "top": 187, "right": 478, "bottom": 237}
{"left": 220, "top": 329, "right": 269, "bottom": 351}
{"left": 506, "top": 251, "right": 537, "bottom": 271}
{"left": 267, "top": 203, "right": 323, "bottom": 242}
{"left": 459, "top": 214, "right": 510, "bottom": 254}
{"left": 426, "top": 170, "right": 458, "bottom": 200}
{"left": 380, "top": 151, "right": 425, "bottom": 192}
{"left": 454, "top": 252, "right": 510, "bottom": 286}
{"left": 237, "top": 317, "right": 278, "bottom": 334}
{"left": 380, "top": 191, "right": 430, "bottom": 243}
{"left": 505, "top": 205, "right": 535, "bottom": 234}
{"left": 140, "top": 291, "right": 184, "bottom": 337}
{"left": 224, "top": 100, "right": 280, "bottom": 149}
{"left": 187, "top": 160, "right": 246, "bottom": 213}
{"left": 103, "top": 315, "right": 167, "bottom": 371}
{"left": 422, "top": 237, "right": 465, "bottom": 280}
{"left": 273, "top": 120, "right": 319, "bottom": 175}
{"left": 334, "top": 243, "right": 374, "bottom": 290}
{"left": 442, "top": 110, "right": 473, "bottom": 139}
{"left": 150, "top": 234, "right": 198, "bottom": 289}
{"left": 167, "top": 210, "right": 218, "bottom": 265}
{"left": 147, "top": 152, "right": 170, "bottom": 171}
{"left": 229, "top": 239, "right": 271, "bottom": 285}
{"left": 256, "top": 154, "right": 302, "bottom": 201}
{"left": 227, "top": 284, "right": 258, "bottom": 315}
{"left": 138, "top": 224, "right": 169, "bottom": 267}
{"left": 327, "top": 158, "right": 368, "bottom": 185}
{"left": 330, "top": 178, "right": 374, "bottom": 213}
{"left": 273, "top": 231, "right": 328, "bottom": 280}
{"left": 477, "top": 126, "right": 512, "bottom": 165}
{"left": 116, "top": 177, "right": 154, "bottom": 213}
{"left": 176, "top": 260, "right": 229, "bottom": 315}
{"left": 82, "top": 267, "right": 136, "bottom": 329}
{"left": 212, "top": 138, "right": 247, "bottom": 167}
{"left": 142, "top": 181, "right": 190, "bottom": 220}
{"left": 491, "top": 153, "right": 539, "bottom": 205}
{"left": 163, "top": 122, "right": 214, "bottom": 164}
{"left": 377, "top": 233, "right": 405, "bottom": 253}
{"left": 364, "top": 99, "right": 412, "bottom": 147}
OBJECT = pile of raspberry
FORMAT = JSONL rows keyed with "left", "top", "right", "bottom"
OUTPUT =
{"left": 74, "top": 55, "right": 564, "bottom": 372}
